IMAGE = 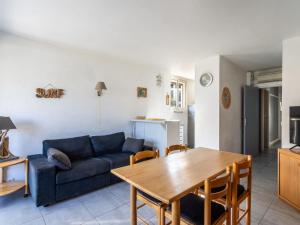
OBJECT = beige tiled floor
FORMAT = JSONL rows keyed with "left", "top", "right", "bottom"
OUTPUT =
{"left": 0, "top": 148, "right": 299, "bottom": 225}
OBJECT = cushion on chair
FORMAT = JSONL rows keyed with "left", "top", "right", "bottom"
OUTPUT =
{"left": 170, "top": 193, "right": 225, "bottom": 225}
{"left": 122, "top": 138, "right": 144, "bottom": 153}
{"left": 43, "top": 135, "right": 93, "bottom": 161}
{"left": 47, "top": 148, "right": 72, "bottom": 170}
{"left": 137, "top": 190, "right": 163, "bottom": 205}
{"left": 56, "top": 158, "right": 110, "bottom": 184}
{"left": 236, "top": 184, "right": 246, "bottom": 198}
{"left": 91, "top": 132, "right": 125, "bottom": 156}
{"left": 100, "top": 152, "right": 132, "bottom": 169}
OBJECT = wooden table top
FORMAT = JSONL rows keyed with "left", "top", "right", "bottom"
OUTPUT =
{"left": 112, "top": 148, "right": 248, "bottom": 204}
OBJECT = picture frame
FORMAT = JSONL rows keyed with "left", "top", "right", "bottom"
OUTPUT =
{"left": 222, "top": 87, "right": 231, "bottom": 109}
{"left": 137, "top": 87, "right": 147, "bottom": 98}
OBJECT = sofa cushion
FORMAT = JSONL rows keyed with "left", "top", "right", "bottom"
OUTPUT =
{"left": 43, "top": 136, "right": 93, "bottom": 161}
{"left": 47, "top": 148, "right": 72, "bottom": 170}
{"left": 56, "top": 158, "right": 110, "bottom": 185}
{"left": 122, "top": 138, "right": 144, "bottom": 153}
{"left": 91, "top": 132, "right": 125, "bottom": 156}
{"left": 100, "top": 152, "right": 132, "bottom": 169}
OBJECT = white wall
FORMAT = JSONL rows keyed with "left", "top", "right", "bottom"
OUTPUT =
{"left": 195, "top": 56, "right": 220, "bottom": 149}
{"left": 219, "top": 56, "right": 246, "bottom": 153}
{"left": 0, "top": 33, "right": 194, "bottom": 180}
{"left": 282, "top": 37, "right": 300, "bottom": 147}
{"left": 195, "top": 55, "right": 245, "bottom": 152}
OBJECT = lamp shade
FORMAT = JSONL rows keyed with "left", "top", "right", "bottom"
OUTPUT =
{"left": 95, "top": 82, "right": 107, "bottom": 91}
{"left": 0, "top": 117, "right": 16, "bottom": 130}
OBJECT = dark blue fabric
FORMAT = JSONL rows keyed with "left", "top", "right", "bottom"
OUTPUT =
{"left": 138, "top": 190, "right": 163, "bottom": 205}
{"left": 236, "top": 184, "right": 246, "bottom": 198}
{"left": 109, "top": 173, "right": 123, "bottom": 184}
{"left": 200, "top": 183, "right": 245, "bottom": 199}
{"left": 56, "top": 173, "right": 110, "bottom": 202}
{"left": 171, "top": 193, "right": 225, "bottom": 225}
{"left": 100, "top": 152, "right": 132, "bottom": 169}
{"left": 101, "top": 152, "right": 133, "bottom": 184}
{"left": 43, "top": 135, "right": 93, "bottom": 161}
{"left": 122, "top": 138, "right": 144, "bottom": 153}
{"left": 56, "top": 158, "right": 110, "bottom": 185}
{"left": 143, "top": 145, "right": 154, "bottom": 151}
{"left": 29, "top": 133, "right": 150, "bottom": 207}
{"left": 28, "top": 155, "right": 56, "bottom": 206}
{"left": 91, "top": 132, "right": 125, "bottom": 156}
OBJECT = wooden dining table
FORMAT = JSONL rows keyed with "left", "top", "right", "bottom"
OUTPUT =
{"left": 111, "top": 148, "right": 248, "bottom": 225}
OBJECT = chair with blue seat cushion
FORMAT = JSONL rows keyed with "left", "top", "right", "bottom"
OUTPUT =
{"left": 130, "top": 150, "right": 167, "bottom": 225}
{"left": 136, "top": 190, "right": 164, "bottom": 205}
{"left": 170, "top": 193, "right": 226, "bottom": 225}
{"left": 166, "top": 166, "right": 232, "bottom": 225}
{"left": 232, "top": 156, "right": 252, "bottom": 225}
{"left": 199, "top": 182, "right": 246, "bottom": 200}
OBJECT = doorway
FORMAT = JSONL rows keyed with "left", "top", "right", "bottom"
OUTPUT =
{"left": 243, "top": 68, "right": 282, "bottom": 156}
{"left": 260, "top": 87, "right": 282, "bottom": 151}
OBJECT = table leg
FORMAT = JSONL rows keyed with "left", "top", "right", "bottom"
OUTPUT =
{"left": 172, "top": 200, "right": 180, "bottom": 225}
{"left": 24, "top": 159, "right": 29, "bottom": 197}
{"left": 130, "top": 185, "right": 137, "bottom": 225}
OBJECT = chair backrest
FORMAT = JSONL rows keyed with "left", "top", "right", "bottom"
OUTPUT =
{"left": 165, "top": 144, "right": 188, "bottom": 156}
{"left": 233, "top": 155, "right": 252, "bottom": 194}
{"left": 204, "top": 166, "right": 232, "bottom": 225}
{"left": 130, "top": 150, "right": 159, "bottom": 165}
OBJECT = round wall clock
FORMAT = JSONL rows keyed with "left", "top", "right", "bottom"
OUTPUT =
{"left": 199, "top": 73, "right": 213, "bottom": 87}
{"left": 222, "top": 87, "right": 231, "bottom": 109}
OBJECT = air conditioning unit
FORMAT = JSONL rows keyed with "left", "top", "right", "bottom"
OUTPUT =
{"left": 252, "top": 68, "right": 282, "bottom": 87}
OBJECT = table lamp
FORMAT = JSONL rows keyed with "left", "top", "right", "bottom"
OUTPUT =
{"left": 0, "top": 117, "right": 17, "bottom": 161}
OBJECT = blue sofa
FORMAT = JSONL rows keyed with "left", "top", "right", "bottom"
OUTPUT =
{"left": 28, "top": 132, "right": 149, "bottom": 206}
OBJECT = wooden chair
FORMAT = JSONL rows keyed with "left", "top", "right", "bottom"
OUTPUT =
{"left": 231, "top": 155, "right": 252, "bottom": 225}
{"left": 165, "top": 167, "right": 232, "bottom": 225}
{"left": 197, "top": 156, "right": 252, "bottom": 225}
{"left": 130, "top": 150, "right": 168, "bottom": 225}
{"left": 165, "top": 144, "right": 188, "bottom": 156}
{"left": 165, "top": 144, "right": 199, "bottom": 195}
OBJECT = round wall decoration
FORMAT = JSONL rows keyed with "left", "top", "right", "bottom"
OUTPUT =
{"left": 222, "top": 87, "right": 231, "bottom": 109}
{"left": 199, "top": 73, "right": 213, "bottom": 87}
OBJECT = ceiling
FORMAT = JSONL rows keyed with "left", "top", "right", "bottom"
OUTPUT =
{"left": 1, "top": 0, "right": 300, "bottom": 79}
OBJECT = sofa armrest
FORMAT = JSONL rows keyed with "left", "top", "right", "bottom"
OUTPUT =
{"left": 28, "top": 154, "right": 56, "bottom": 206}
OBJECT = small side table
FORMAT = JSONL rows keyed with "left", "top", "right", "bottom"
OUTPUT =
{"left": 0, "top": 157, "right": 28, "bottom": 197}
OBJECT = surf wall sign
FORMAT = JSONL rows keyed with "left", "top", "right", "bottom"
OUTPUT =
{"left": 36, "top": 84, "right": 64, "bottom": 98}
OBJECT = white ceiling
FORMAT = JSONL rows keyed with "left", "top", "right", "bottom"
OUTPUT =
{"left": 1, "top": 0, "right": 300, "bottom": 79}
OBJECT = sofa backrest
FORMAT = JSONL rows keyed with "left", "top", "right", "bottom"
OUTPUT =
{"left": 43, "top": 135, "right": 93, "bottom": 161}
{"left": 90, "top": 132, "right": 125, "bottom": 156}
